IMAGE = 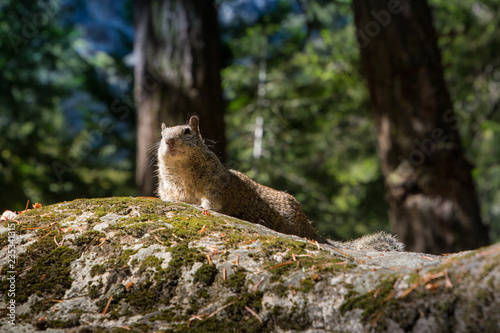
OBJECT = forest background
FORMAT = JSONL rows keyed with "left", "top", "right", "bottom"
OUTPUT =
{"left": 1, "top": 0, "right": 499, "bottom": 252}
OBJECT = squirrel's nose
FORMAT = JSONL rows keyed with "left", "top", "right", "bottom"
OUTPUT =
{"left": 166, "top": 139, "right": 175, "bottom": 147}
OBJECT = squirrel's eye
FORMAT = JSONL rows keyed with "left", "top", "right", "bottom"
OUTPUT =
{"left": 184, "top": 128, "right": 191, "bottom": 135}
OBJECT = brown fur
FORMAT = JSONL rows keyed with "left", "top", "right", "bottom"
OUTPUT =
{"left": 157, "top": 116, "right": 404, "bottom": 251}
{"left": 157, "top": 116, "right": 317, "bottom": 239}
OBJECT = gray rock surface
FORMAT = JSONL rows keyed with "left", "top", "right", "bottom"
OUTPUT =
{"left": 0, "top": 197, "right": 499, "bottom": 332}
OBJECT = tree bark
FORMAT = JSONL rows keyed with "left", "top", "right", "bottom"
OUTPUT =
{"left": 352, "top": 0, "right": 489, "bottom": 253}
{"left": 134, "top": 0, "right": 226, "bottom": 196}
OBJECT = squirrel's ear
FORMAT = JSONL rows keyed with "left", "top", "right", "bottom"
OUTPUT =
{"left": 189, "top": 116, "right": 200, "bottom": 135}
{"left": 161, "top": 123, "right": 166, "bottom": 131}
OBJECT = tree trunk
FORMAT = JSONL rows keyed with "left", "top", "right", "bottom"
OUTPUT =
{"left": 352, "top": 0, "right": 489, "bottom": 253}
{"left": 134, "top": 0, "right": 226, "bottom": 196}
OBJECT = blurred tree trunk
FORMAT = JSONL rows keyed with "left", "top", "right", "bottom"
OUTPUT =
{"left": 352, "top": 0, "right": 489, "bottom": 253}
{"left": 134, "top": 0, "right": 226, "bottom": 196}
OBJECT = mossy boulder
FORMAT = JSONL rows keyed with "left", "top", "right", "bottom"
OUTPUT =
{"left": 0, "top": 197, "right": 499, "bottom": 332}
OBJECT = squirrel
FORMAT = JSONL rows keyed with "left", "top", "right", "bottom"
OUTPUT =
{"left": 157, "top": 116, "right": 404, "bottom": 251}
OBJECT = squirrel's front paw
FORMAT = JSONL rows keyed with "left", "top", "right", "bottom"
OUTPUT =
{"left": 201, "top": 198, "right": 222, "bottom": 212}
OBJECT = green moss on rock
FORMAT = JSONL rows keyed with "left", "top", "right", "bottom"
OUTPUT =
{"left": 139, "top": 255, "right": 164, "bottom": 274}
{"left": 114, "top": 249, "right": 138, "bottom": 267}
{"left": 90, "top": 264, "right": 106, "bottom": 277}
{"left": 125, "top": 281, "right": 160, "bottom": 313}
{"left": 268, "top": 304, "right": 311, "bottom": 331}
{"left": 73, "top": 230, "right": 106, "bottom": 248}
{"left": 193, "top": 264, "right": 218, "bottom": 286}
{"left": 11, "top": 244, "right": 80, "bottom": 312}
{"left": 165, "top": 244, "right": 206, "bottom": 279}
{"left": 298, "top": 277, "right": 316, "bottom": 293}
{"left": 340, "top": 276, "right": 399, "bottom": 328}
{"left": 226, "top": 267, "right": 247, "bottom": 292}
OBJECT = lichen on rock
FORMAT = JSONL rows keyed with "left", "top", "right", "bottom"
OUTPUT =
{"left": 0, "top": 197, "right": 499, "bottom": 332}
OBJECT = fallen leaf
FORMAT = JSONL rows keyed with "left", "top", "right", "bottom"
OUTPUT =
{"left": 1, "top": 210, "right": 17, "bottom": 221}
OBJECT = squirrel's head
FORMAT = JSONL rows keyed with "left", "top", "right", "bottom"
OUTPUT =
{"left": 159, "top": 116, "right": 203, "bottom": 160}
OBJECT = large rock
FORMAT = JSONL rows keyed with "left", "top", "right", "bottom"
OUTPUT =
{"left": 0, "top": 197, "right": 499, "bottom": 332}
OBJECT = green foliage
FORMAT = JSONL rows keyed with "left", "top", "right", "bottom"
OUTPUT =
{"left": 223, "top": 0, "right": 500, "bottom": 242}
{"left": 222, "top": 1, "right": 388, "bottom": 240}
{"left": 0, "top": 0, "right": 136, "bottom": 212}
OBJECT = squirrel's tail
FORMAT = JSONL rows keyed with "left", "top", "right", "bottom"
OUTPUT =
{"left": 328, "top": 231, "right": 405, "bottom": 251}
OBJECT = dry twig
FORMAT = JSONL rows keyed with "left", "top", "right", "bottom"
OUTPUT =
{"left": 245, "top": 306, "right": 263, "bottom": 324}
{"left": 153, "top": 235, "right": 164, "bottom": 244}
{"left": 252, "top": 276, "right": 265, "bottom": 292}
{"left": 268, "top": 260, "right": 294, "bottom": 270}
{"left": 205, "top": 301, "right": 236, "bottom": 320}
{"left": 101, "top": 296, "right": 113, "bottom": 316}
